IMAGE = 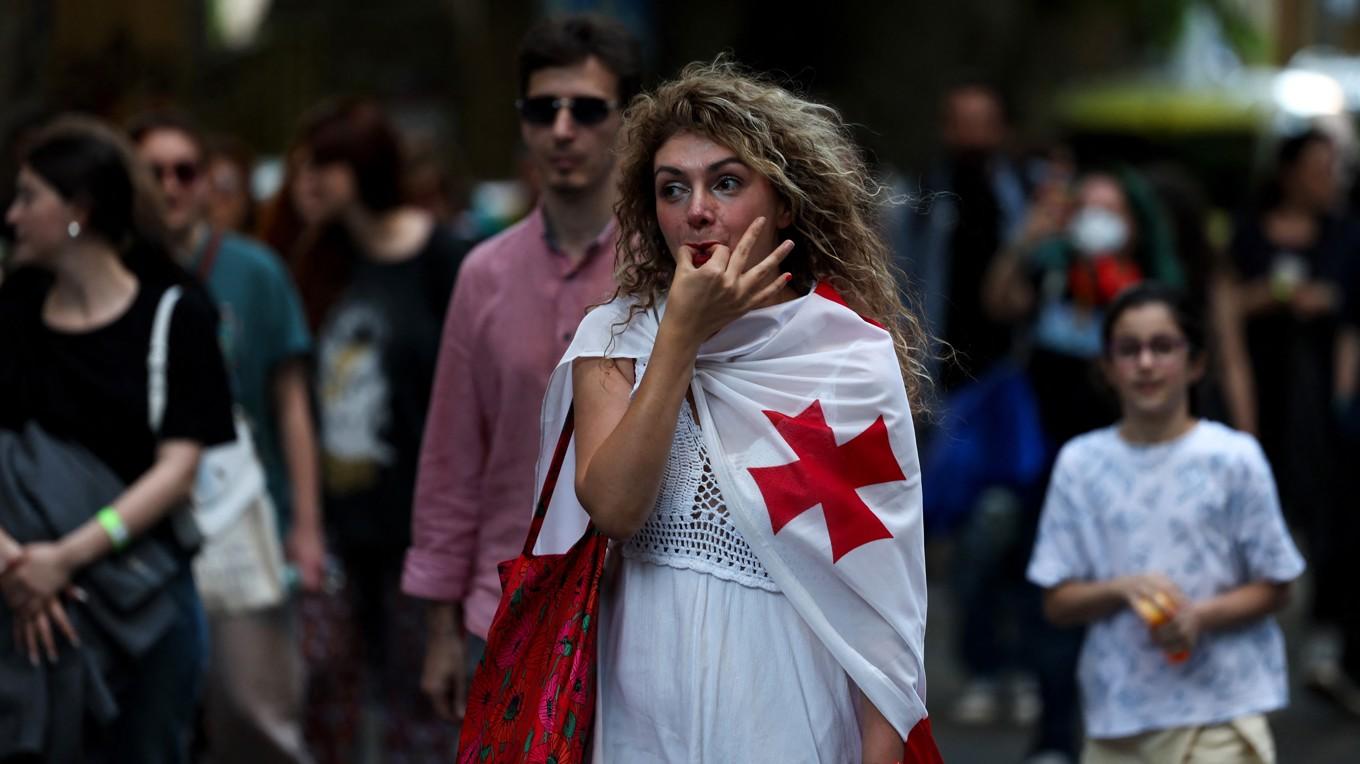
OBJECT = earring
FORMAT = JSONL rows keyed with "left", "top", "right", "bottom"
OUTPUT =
{"left": 67, "top": 221, "right": 81, "bottom": 239}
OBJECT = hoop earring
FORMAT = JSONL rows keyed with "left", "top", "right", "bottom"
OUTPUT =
{"left": 67, "top": 221, "right": 81, "bottom": 239}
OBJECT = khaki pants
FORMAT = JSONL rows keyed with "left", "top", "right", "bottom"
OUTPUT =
{"left": 1083, "top": 714, "right": 1274, "bottom": 764}
{"left": 203, "top": 602, "right": 312, "bottom": 764}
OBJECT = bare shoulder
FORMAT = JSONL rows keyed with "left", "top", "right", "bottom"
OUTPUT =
{"left": 572, "top": 356, "right": 636, "bottom": 396}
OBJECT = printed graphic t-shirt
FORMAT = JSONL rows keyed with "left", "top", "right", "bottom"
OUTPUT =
{"left": 316, "top": 225, "right": 463, "bottom": 553}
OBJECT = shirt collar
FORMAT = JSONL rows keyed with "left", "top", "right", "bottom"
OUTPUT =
{"left": 538, "top": 205, "right": 616, "bottom": 273}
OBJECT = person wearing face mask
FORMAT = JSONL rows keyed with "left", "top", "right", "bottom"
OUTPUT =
{"left": 983, "top": 167, "right": 1186, "bottom": 764}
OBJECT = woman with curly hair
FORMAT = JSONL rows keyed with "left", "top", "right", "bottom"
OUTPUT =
{"left": 529, "top": 61, "right": 939, "bottom": 762}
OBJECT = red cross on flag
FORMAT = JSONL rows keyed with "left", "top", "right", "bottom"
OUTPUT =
{"left": 535, "top": 283, "right": 936, "bottom": 759}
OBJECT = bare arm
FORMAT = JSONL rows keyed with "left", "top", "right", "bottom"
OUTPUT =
{"left": 1209, "top": 275, "right": 1258, "bottom": 434}
{"left": 1042, "top": 572, "right": 1183, "bottom": 627}
{"left": 981, "top": 245, "right": 1035, "bottom": 323}
{"left": 572, "top": 340, "right": 691, "bottom": 540}
{"left": 857, "top": 690, "right": 904, "bottom": 764}
{"left": 1336, "top": 325, "right": 1360, "bottom": 402}
{"left": 574, "top": 217, "right": 792, "bottom": 540}
{"left": 3, "top": 440, "right": 200, "bottom": 614}
{"left": 1152, "top": 581, "right": 1292, "bottom": 654}
{"left": 274, "top": 358, "right": 326, "bottom": 591}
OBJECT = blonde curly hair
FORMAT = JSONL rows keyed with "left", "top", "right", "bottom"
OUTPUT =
{"left": 612, "top": 59, "right": 932, "bottom": 410}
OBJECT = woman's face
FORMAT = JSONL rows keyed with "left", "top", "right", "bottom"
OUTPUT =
{"left": 1102, "top": 302, "right": 1203, "bottom": 421}
{"left": 1285, "top": 140, "right": 1339, "bottom": 213}
{"left": 653, "top": 132, "right": 791, "bottom": 268}
{"left": 5, "top": 166, "right": 78, "bottom": 267}
{"left": 293, "top": 150, "right": 355, "bottom": 225}
{"left": 1068, "top": 174, "right": 1135, "bottom": 256}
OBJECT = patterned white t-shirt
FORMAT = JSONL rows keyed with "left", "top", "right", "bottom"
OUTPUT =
{"left": 1027, "top": 421, "right": 1306, "bottom": 739}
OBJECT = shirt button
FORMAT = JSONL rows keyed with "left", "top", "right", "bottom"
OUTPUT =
{"left": 562, "top": 332, "right": 572, "bottom": 342}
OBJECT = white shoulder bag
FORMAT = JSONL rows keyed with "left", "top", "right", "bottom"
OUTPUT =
{"left": 149, "top": 285, "right": 287, "bottom": 614}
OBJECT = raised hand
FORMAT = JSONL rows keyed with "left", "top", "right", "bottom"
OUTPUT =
{"left": 663, "top": 216, "right": 795, "bottom": 344}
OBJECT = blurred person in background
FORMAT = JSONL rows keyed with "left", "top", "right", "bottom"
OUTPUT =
{"left": 1029, "top": 283, "right": 1302, "bottom": 764}
{"left": 288, "top": 96, "right": 466, "bottom": 762}
{"left": 983, "top": 166, "right": 1187, "bottom": 764}
{"left": 202, "top": 133, "right": 259, "bottom": 234}
{"left": 0, "top": 116, "right": 236, "bottom": 763}
{"left": 1329, "top": 257, "right": 1360, "bottom": 717}
{"left": 899, "top": 81, "right": 1042, "bottom": 734}
{"left": 130, "top": 109, "right": 322, "bottom": 764}
{"left": 1225, "top": 129, "right": 1359, "bottom": 684}
{"left": 400, "top": 12, "right": 636, "bottom": 731}
{"left": 902, "top": 81, "right": 1027, "bottom": 391}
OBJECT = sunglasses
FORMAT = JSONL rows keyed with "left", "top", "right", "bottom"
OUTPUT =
{"left": 515, "top": 96, "right": 618, "bottom": 126}
{"left": 150, "top": 161, "right": 200, "bottom": 186}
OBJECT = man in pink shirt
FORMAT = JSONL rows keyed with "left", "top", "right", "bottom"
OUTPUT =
{"left": 401, "top": 14, "right": 640, "bottom": 722}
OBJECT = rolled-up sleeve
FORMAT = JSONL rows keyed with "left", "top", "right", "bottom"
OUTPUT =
{"left": 402, "top": 263, "right": 488, "bottom": 602}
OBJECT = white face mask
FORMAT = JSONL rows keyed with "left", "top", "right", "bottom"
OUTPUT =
{"left": 1068, "top": 206, "right": 1129, "bottom": 257}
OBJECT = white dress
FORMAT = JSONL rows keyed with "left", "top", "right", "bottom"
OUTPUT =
{"left": 592, "top": 391, "right": 862, "bottom": 762}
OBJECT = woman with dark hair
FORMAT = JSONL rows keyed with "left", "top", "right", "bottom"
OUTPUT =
{"left": 1028, "top": 283, "right": 1302, "bottom": 763}
{"left": 0, "top": 116, "right": 235, "bottom": 761}
{"left": 1226, "top": 128, "right": 1357, "bottom": 651}
{"left": 286, "top": 98, "right": 465, "bottom": 761}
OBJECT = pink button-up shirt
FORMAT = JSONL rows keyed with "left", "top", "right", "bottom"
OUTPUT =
{"left": 401, "top": 207, "right": 618, "bottom": 638}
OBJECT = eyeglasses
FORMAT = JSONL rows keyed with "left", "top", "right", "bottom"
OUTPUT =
{"left": 150, "top": 161, "right": 200, "bottom": 186}
{"left": 515, "top": 96, "right": 618, "bottom": 126}
{"left": 1109, "top": 335, "right": 1188, "bottom": 363}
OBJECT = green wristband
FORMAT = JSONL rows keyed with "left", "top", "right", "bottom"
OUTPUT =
{"left": 97, "top": 506, "right": 130, "bottom": 551}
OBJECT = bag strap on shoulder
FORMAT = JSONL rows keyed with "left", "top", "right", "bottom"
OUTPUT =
{"left": 147, "top": 285, "right": 183, "bottom": 434}
{"left": 522, "top": 406, "right": 577, "bottom": 557}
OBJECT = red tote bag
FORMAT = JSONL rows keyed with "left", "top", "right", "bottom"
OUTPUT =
{"left": 457, "top": 409, "right": 608, "bottom": 764}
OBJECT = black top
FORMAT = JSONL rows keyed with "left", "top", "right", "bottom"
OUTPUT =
{"left": 315, "top": 224, "right": 464, "bottom": 553}
{"left": 0, "top": 270, "right": 236, "bottom": 551}
{"left": 1227, "top": 212, "right": 1360, "bottom": 520}
{"left": 941, "top": 158, "right": 1013, "bottom": 390}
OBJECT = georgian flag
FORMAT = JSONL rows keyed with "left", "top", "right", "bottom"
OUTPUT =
{"left": 535, "top": 284, "right": 940, "bottom": 760}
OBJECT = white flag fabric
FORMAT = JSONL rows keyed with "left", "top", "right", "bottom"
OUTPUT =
{"left": 533, "top": 283, "right": 930, "bottom": 740}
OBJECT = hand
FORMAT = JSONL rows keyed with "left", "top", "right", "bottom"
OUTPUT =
{"left": 1151, "top": 602, "right": 1202, "bottom": 655}
{"left": 2, "top": 542, "right": 73, "bottom": 616}
{"left": 421, "top": 623, "right": 468, "bottom": 722}
{"left": 663, "top": 217, "right": 795, "bottom": 344}
{"left": 11, "top": 593, "right": 80, "bottom": 665}
{"left": 285, "top": 522, "right": 327, "bottom": 594}
{"left": 1016, "top": 182, "right": 1071, "bottom": 246}
{"left": 0, "top": 537, "right": 24, "bottom": 576}
{"left": 1291, "top": 281, "right": 1338, "bottom": 319}
{"left": 1116, "top": 573, "right": 1185, "bottom": 615}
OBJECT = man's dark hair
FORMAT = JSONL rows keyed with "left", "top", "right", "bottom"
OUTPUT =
{"left": 126, "top": 108, "right": 207, "bottom": 159}
{"left": 517, "top": 14, "right": 643, "bottom": 104}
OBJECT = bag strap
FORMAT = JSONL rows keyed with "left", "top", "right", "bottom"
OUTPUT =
{"left": 521, "top": 406, "right": 577, "bottom": 556}
{"left": 195, "top": 231, "right": 225, "bottom": 282}
{"left": 147, "top": 285, "right": 184, "bottom": 434}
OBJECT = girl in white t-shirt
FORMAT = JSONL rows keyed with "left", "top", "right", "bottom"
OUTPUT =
{"left": 1028, "top": 282, "right": 1304, "bottom": 764}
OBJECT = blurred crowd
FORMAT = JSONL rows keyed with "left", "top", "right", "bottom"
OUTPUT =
{"left": 1, "top": 9, "right": 1359, "bottom": 764}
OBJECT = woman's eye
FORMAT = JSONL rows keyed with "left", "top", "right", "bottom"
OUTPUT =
{"left": 714, "top": 176, "right": 741, "bottom": 193}
{"left": 658, "top": 183, "right": 687, "bottom": 201}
